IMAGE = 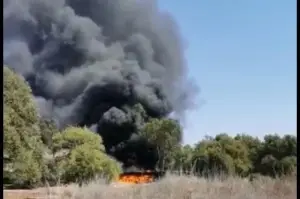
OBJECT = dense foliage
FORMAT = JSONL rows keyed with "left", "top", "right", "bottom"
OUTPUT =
{"left": 52, "top": 126, "right": 121, "bottom": 185}
{"left": 4, "top": 67, "right": 122, "bottom": 188}
{"left": 4, "top": 66, "right": 45, "bottom": 188}
{"left": 3, "top": 66, "right": 296, "bottom": 188}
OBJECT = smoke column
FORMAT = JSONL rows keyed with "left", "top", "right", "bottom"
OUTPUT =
{"left": 4, "top": 0, "right": 197, "bottom": 169}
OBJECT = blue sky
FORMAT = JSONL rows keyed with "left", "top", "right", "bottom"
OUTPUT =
{"left": 158, "top": 0, "right": 297, "bottom": 144}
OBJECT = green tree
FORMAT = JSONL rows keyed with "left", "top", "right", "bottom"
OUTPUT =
{"left": 39, "top": 119, "right": 59, "bottom": 150}
{"left": 254, "top": 134, "right": 297, "bottom": 177}
{"left": 216, "top": 134, "right": 252, "bottom": 176}
{"left": 279, "top": 135, "right": 297, "bottom": 157}
{"left": 192, "top": 140, "right": 235, "bottom": 177}
{"left": 277, "top": 156, "right": 297, "bottom": 176}
{"left": 234, "top": 134, "right": 262, "bottom": 169}
{"left": 38, "top": 119, "right": 61, "bottom": 185}
{"left": 4, "top": 66, "right": 45, "bottom": 188}
{"left": 258, "top": 154, "right": 278, "bottom": 176}
{"left": 172, "top": 144, "right": 194, "bottom": 173}
{"left": 52, "top": 126, "right": 121, "bottom": 185}
{"left": 141, "top": 118, "right": 182, "bottom": 170}
{"left": 192, "top": 134, "right": 252, "bottom": 177}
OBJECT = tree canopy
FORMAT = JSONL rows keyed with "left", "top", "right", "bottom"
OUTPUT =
{"left": 4, "top": 66, "right": 122, "bottom": 188}
{"left": 141, "top": 118, "right": 182, "bottom": 170}
{"left": 3, "top": 66, "right": 296, "bottom": 188}
{"left": 52, "top": 126, "right": 121, "bottom": 185}
{"left": 4, "top": 66, "right": 45, "bottom": 188}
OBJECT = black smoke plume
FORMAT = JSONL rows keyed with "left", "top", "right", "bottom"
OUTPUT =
{"left": 4, "top": 0, "right": 197, "bottom": 170}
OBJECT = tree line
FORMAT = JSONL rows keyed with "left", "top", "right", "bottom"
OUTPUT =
{"left": 4, "top": 66, "right": 296, "bottom": 188}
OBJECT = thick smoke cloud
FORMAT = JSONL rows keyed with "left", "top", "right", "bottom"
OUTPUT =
{"left": 4, "top": 0, "right": 197, "bottom": 169}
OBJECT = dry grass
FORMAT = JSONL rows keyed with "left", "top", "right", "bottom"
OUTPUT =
{"left": 4, "top": 174, "right": 296, "bottom": 199}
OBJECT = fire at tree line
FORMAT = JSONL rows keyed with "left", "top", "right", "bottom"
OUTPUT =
{"left": 4, "top": 66, "right": 296, "bottom": 188}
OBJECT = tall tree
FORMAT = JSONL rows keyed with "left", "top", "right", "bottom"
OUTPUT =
{"left": 141, "top": 118, "right": 182, "bottom": 170}
{"left": 4, "top": 66, "right": 45, "bottom": 188}
{"left": 172, "top": 144, "right": 194, "bottom": 172}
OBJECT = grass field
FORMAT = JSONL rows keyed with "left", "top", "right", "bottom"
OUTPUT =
{"left": 4, "top": 174, "right": 296, "bottom": 199}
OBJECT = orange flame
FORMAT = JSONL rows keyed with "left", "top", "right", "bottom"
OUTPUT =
{"left": 117, "top": 171, "right": 154, "bottom": 184}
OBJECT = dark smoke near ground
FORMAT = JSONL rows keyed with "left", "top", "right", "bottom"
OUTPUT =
{"left": 4, "top": 0, "right": 197, "bottom": 170}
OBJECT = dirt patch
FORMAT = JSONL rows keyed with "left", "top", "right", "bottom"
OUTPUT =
{"left": 4, "top": 187, "right": 65, "bottom": 199}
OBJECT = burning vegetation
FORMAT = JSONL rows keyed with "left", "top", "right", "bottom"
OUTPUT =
{"left": 116, "top": 171, "right": 165, "bottom": 184}
{"left": 117, "top": 173, "right": 153, "bottom": 184}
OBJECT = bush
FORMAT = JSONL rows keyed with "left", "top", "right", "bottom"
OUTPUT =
{"left": 52, "top": 126, "right": 122, "bottom": 185}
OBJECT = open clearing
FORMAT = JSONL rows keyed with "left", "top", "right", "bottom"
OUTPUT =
{"left": 4, "top": 175, "right": 296, "bottom": 199}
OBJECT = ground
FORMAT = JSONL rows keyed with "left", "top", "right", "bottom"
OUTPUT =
{"left": 4, "top": 175, "right": 296, "bottom": 199}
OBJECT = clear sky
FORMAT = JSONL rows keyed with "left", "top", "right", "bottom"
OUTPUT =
{"left": 158, "top": 0, "right": 297, "bottom": 144}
